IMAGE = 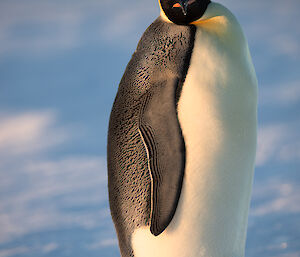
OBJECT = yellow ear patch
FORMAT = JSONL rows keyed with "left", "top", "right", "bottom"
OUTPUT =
{"left": 158, "top": 0, "right": 173, "bottom": 23}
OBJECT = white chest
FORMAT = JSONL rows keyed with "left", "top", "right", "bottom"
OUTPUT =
{"left": 131, "top": 5, "right": 257, "bottom": 257}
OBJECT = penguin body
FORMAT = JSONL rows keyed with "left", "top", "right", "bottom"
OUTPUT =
{"left": 107, "top": 2, "right": 257, "bottom": 257}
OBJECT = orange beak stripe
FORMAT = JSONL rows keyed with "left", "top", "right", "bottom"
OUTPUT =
{"left": 172, "top": 3, "right": 181, "bottom": 8}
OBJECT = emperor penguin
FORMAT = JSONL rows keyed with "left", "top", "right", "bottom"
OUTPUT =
{"left": 107, "top": 0, "right": 258, "bottom": 257}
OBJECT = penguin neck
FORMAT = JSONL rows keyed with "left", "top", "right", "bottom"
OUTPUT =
{"left": 193, "top": 2, "right": 247, "bottom": 54}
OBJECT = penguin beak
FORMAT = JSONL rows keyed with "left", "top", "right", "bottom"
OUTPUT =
{"left": 179, "top": 0, "right": 189, "bottom": 15}
{"left": 173, "top": 0, "right": 190, "bottom": 16}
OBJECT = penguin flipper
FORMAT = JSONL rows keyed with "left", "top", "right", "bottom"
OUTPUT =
{"left": 139, "top": 77, "right": 185, "bottom": 236}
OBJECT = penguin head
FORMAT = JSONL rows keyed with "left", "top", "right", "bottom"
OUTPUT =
{"left": 159, "top": 0, "right": 211, "bottom": 25}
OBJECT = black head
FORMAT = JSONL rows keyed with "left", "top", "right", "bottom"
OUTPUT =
{"left": 159, "top": 0, "right": 211, "bottom": 25}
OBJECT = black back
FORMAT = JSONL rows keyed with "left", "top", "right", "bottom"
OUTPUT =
{"left": 107, "top": 17, "right": 196, "bottom": 257}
